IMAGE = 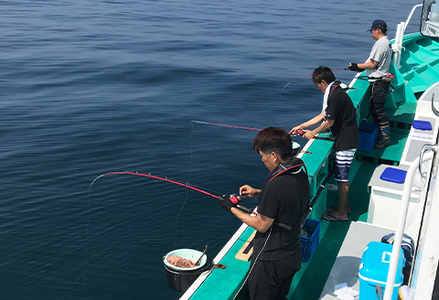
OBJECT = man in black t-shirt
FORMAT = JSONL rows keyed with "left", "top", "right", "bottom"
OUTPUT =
{"left": 290, "top": 66, "right": 359, "bottom": 222}
{"left": 217, "top": 127, "right": 310, "bottom": 300}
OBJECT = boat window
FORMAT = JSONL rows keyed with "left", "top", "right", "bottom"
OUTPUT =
{"left": 421, "top": 0, "right": 439, "bottom": 36}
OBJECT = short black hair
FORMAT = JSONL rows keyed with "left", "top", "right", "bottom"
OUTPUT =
{"left": 379, "top": 27, "right": 388, "bottom": 35}
{"left": 311, "top": 66, "right": 336, "bottom": 85}
{"left": 252, "top": 127, "right": 292, "bottom": 161}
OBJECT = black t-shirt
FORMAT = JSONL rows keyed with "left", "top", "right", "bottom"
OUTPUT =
{"left": 326, "top": 82, "right": 359, "bottom": 151}
{"left": 252, "top": 159, "right": 310, "bottom": 263}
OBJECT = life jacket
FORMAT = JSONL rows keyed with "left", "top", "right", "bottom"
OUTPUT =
{"left": 267, "top": 158, "right": 311, "bottom": 227}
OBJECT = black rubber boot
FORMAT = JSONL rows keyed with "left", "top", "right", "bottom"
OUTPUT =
{"left": 375, "top": 124, "right": 390, "bottom": 149}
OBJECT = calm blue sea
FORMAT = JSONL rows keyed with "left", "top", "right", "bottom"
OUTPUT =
{"left": 0, "top": 1, "right": 420, "bottom": 299}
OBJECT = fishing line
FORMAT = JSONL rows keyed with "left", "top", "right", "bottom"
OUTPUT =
{"left": 174, "top": 123, "right": 196, "bottom": 248}
{"left": 232, "top": 226, "right": 273, "bottom": 300}
{"left": 174, "top": 180, "right": 191, "bottom": 248}
{"left": 282, "top": 67, "right": 349, "bottom": 90}
{"left": 84, "top": 189, "right": 91, "bottom": 299}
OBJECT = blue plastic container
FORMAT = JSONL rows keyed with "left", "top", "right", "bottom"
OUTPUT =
{"left": 380, "top": 167, "right": 407, "bottom": 184}
{"left": 300, "top": 218, "right": 320, "bottom": 262}
{"left": 412, "top": 120, "right": 432, "bottom": 130}
{"left": 359, "top": 123, "right": 378, "bottom": 152}
{"left": 358, "top": 241, "right": 405, "bottom": 300}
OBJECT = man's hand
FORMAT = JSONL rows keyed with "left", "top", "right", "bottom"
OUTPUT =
{"left": 348, "top": 63, "right": 365, "bottom": 72}
{"left": 289, "top": 126, "right": 303, "bottom": 136}
{"left": 218, "top": 195, "right": 236, "bottom": 213}
{"left": 301, "top": 130, "right": 315, "bottom": 140}
{"left": 239, "top": 185, "right": 260, "bottom": 198}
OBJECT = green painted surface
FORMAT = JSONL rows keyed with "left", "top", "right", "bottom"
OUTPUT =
{"left": 357, "top": 127, "right": 409, "bottom": 164}
{"left": 190, "top": 226, "right": 254, "bottom": 299}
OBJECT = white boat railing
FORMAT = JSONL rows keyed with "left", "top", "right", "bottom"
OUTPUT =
{"left": 410, "top": 144, "right": 439, "bottom": 300}
{"left": 383, "top": 157, "right": 420, "bottom": 300}
{"left": 393, "top": 4, "right": 423, "bottom": 69}
{"left": 383, "top": 143, "right": 439, "bottom": 300}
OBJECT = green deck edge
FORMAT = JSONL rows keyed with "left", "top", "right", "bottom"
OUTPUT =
{"left": 189, "top": 227, "right": 253, "bottom": 299}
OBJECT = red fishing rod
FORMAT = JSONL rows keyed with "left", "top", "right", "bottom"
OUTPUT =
{"left": 89, "top": 172, "right": 295, "bottom": 230}
{"left": 89, "top": 171, "right": 255, "bottom": 214}
{"left": 282, "top": 67, "right": 349, "bottom": 90}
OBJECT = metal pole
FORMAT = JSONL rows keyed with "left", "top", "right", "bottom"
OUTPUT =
{"left": 383, "top": 157, "right": 420, "bottom": 300}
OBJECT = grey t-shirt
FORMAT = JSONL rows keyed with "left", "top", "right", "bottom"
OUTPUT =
{"left": 367, "top": 35, "right": 392, "bottom": 80}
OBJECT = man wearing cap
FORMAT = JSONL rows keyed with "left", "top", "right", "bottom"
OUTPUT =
{"left": 349, "top": 19, "right": 393, "bottom": 148}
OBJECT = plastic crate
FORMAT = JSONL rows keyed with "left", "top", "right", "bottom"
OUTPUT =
{"left": 359, "top": 123, "right": 378, "bottom": 152}
{"left": 300, "top": 218, "right": 320, "bottom": 262}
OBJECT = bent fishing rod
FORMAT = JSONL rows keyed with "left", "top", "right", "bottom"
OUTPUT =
{"left": 192, "top": 120, "right": 334, "bottom": 142}
{"left": 90, "top": 171, "right": 292, "bottom": 231}
{"left": 89, "top": 171, "right": 253, "bottom": 209}
{"left": 282, "top": 67, "right": 349, "bottom": 90}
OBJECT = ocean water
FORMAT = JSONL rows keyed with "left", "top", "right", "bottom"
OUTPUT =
{"left": 0, "top": 1, "right": 420, "bottom": 299}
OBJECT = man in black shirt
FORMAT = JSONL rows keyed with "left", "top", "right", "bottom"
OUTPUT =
{"left": 218, "top": 127, "right": 310, "bottom": 300}
{"left": 290, "top": 66, "right": 359, "bottom": 222}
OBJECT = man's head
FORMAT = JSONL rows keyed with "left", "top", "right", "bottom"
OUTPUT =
{"left": 253, "top": 127, "right": 292, "bottom": 171}
{"left": 369, "top": 19, "right": 387, "bottom": 35}
{"left": 311, "top": 66, "right": 335, "bottom": 93}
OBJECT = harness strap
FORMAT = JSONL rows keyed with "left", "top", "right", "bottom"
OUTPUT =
{"left": 269, "top": 162, "right": 305, "bottom": 182}
{"left": 329, "top": 83, "right": 341, "bottom": 96}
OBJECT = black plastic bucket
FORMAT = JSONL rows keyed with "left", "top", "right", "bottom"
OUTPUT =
{"left": 163, "top": 249, "right": 209, "bottom": 292}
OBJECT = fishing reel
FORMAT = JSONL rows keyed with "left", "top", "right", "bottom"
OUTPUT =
{"left": 229, "top": 194, "right": 241, "bottom": 205}
{"left": 229, "top": 194, "right": 254, "bottom": 214}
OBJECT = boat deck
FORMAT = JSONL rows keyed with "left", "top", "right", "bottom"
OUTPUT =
{"left": 356, "top": 127, "right": 409, "bottom": 166}
{"left": 319, "top": 222, "right": 393, "bottom": 300}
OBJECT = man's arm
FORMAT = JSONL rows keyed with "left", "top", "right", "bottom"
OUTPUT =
{"left": 290, "top": 112, "right": 326, "bottom": 135}
{"left": 230, "top": 207, "right": 274, "bottom": 233}
{"left": 358, "top": 59, "right": 378, "bottom": 70}
{"left": 303, "top": 119, "right": 334, "bottom": 139}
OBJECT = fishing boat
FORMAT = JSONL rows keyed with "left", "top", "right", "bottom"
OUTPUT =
{"left": 175, "top": 2, "right": 439, "bottom": 299}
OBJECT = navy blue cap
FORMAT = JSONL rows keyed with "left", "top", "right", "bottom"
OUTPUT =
{"left": 368, "top": 19, "right": 387, "bottom": 31}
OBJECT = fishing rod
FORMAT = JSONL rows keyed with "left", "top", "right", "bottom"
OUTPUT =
{"left": 282, "top": 67, "right": 349, "bottom": 90}
{"left": 89, "top": 171, "right": 255, "bottom": 214}
{"left": 90, "top": 171, "right": 295, "bottom": 230}
{"left": 191, "top": 120, "right": 262, "bottom": 131}
{"left": 192, "top": 120, "right": 331, "bottom": 144}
